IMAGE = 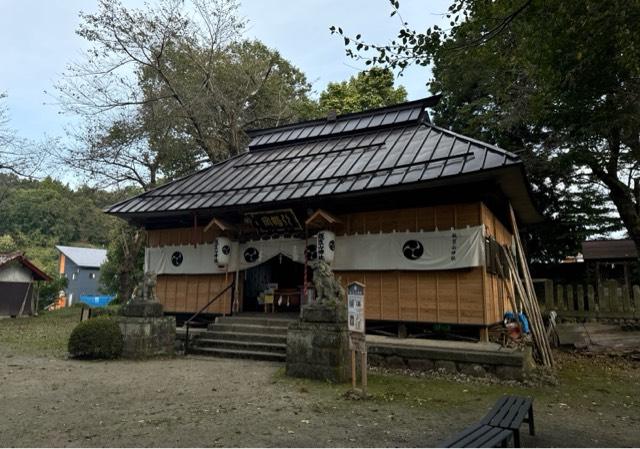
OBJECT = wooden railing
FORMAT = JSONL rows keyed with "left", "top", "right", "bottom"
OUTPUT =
{"left": 533, "top": 279, "right": 640, "bottom": 319}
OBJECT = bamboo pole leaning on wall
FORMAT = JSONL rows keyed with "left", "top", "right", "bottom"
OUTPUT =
{"left": 507, "top": 205, "right": 554, "bottom": 367}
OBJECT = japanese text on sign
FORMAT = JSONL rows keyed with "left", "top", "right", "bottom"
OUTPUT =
{"left": 347, "top": 282, "right": 365, "bottom": 334}
{"left": 245, "top": 209, "right": 302, "bottom": 233}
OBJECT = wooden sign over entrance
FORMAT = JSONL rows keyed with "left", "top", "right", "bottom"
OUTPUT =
{"left": 244, "top": 208, "right": 302, "bottom": 233}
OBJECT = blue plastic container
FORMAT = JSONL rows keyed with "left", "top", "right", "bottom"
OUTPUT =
{"left": 79, "top": 295, "right": 114, "bottom": 308}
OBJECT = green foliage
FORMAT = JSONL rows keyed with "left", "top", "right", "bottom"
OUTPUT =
{"left": 38, "top": 276, "right": 67, "bottom": 311}
{"left": 89, "top": 305, "right": 120, "bottom": 319}
{"left": 0, "top": 173, "right": 131, "bottom": 298}
{"left": 337, "top": 0, "right": 640, "bottom": 261}
{"left": 68, "top": 317, "right": 123, "bottom": 359}
{"left": 0, "top": 234, "right": 17, "bottom": 252}
{"left": 317, "top": 68, "right": 407, "bottom": 115}
{"left": 99, "top": 220, "right": 146, "bottom": 302}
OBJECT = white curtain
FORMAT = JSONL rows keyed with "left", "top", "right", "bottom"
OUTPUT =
{"left": 145, "top": 225, "right": 485, "bottom": 275}
{"left": 333, "top": 226, "right": 485, "bottom": 271}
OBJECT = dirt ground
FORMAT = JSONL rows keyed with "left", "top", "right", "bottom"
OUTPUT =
{"left": 1, "top": 311, "right": 639, "bottom": 447}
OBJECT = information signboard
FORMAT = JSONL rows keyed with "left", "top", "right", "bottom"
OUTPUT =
{"left": 347, "top": 281, "right": 367, "bottom": 395}
{"left": 347, "top": 281, "right": 365, "bottom": 333}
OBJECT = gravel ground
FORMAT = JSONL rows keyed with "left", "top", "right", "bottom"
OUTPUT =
{"left": 1, "top": 347, "right": 639, "bottom": 447}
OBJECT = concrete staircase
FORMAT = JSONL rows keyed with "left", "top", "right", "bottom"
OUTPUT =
{"left": 187, "top": 314, "right": 293, "bottom": 362}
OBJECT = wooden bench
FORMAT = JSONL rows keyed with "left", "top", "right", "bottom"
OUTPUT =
{"left": 438, "top": 422, "right": 513, "bottom": 448}
{"left": 480, "top": 396, "right": 535, "bottom": 448}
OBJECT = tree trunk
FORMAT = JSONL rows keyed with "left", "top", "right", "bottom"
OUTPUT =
{"left": 591, "top": 163, "right": 640, "bottom": 261}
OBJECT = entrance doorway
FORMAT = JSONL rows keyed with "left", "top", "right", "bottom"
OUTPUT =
{"left": 242, "top": 254, "right": 309, "bottom": 313}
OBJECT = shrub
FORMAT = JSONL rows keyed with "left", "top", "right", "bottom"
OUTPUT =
{"left": 90, "top": 306, "right": 120, "bottom": 319}
{"left": 68, "top": 317, "right": 123, "bottom": 359}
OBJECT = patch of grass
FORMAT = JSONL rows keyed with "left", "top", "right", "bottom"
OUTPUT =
{"left": 275, "top": 352, "right": 639, "bottom": 414}
{"left": 0, "top": 308, "right": 81, "bottom": 357}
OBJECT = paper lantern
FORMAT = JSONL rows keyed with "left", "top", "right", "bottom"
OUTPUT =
{"left": 214, "top": 237, "right": 232, "bottom": 267}
{"left": 317, "top": 230, "right": 335, "bottom": 264}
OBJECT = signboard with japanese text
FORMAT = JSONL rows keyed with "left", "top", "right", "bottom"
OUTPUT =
{"left": 347, "top": 282, "right": 365, "bottom": 334}
{"left": 244, "top": 209, "right": 302, "bottom": 233}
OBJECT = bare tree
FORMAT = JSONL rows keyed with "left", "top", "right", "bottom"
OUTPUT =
{"left": 0, "top": 92, "right": 44, "bottom": 178}
{"left": 54, "top": 0, "right": 313, "bottom": 190}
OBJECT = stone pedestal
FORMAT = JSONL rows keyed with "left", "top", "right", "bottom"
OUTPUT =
{"left": 121, "top": 300, "right": 164, "bottom": 318}
{"left": 286, "top": 303, "right": 350, "bottom": 382}
{"left": 117, "top": 301, "right": 175, "bottom": 359}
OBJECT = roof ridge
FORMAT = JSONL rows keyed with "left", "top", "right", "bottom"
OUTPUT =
{"left": 245, "top": 96, "right": 440, "bottom": 137}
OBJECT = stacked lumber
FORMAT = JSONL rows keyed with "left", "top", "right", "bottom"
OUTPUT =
{"left": 501, "top": 206, "right": 555, "bottom": 367}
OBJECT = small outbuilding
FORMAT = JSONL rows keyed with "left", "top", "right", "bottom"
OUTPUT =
{"left": 582, "top": 239, "right": 639, "bottom": 291}
{"left": 0, "top": 252, "right": 51, "bottom": 317}
{"left": 55, "top": 245, "right": 108, "bottom": 306}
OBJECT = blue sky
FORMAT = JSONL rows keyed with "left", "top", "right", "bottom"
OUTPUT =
{"left": 0, "top": 0, "right": 450, "bottom": 144}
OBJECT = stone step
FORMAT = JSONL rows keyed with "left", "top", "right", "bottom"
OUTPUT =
{"left": 215, "top": 315, "right": 296, "bottom": 327}
{"left": 193, "top": 338, "right": 286, "bottom": 354}
{"left": 188, "top": 346, "right": 286, "bottom": 362}
{"left": 207, "top": 323, "right": 288, "bottom": 335}
{"left": 202, "top": 331, "right": 286, "bottom": 344}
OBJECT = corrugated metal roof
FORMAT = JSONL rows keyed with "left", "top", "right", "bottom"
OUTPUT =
{"left": 581, "top": 240, "right": 638, "bottom": 260}
{"left": 246, "top": 98, "right": 430, "bottom": 150}
{"left": 56, "top": 246, "right": 107, "bottom": 268}
{"left": 0, "top": 252, "right": 51, "bottom": 281}
{"left": 106, "top": 97, "right": 523, "bottom": 217}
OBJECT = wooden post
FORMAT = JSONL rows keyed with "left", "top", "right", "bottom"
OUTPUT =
{"left": 622, "top": 283, "right": 632, "bottom": 314}
{"left": 348, "top": 282, "right": 367, "bottom": 397}
{"left": 361, "top": 351, "right": 367, "bottom": 395}
{"left": 577, "top": 284, "right": 585, "bottom": 316}
{"left": 556, "top": 284, "right": 564, "bottom": 311}
{"left": 587, "top": 285, "right": 595, "bottom": 315}
{"left": 351, "top": 350, "right": 357, "bottom": 390}
{"left": 479, "top": 327, "right": 489, "bottom": 343}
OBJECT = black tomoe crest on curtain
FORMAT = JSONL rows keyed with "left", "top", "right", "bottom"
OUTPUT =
{"left": 171, "top": 251, "right": 183, "bottom": 266}
{"left": 244, "top": 247, "right": 260, "bottom": 263}
{"left": 402, "top": 240, "right": 424, "bottom": 260}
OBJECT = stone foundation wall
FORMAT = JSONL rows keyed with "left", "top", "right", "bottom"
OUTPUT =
{"left": 117, "top": 316, "right": 176, "bottom": 359}
{"left": 368, "top": 344, "right": 532, "bottom": 381}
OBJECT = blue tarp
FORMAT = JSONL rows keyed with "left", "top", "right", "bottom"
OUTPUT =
{"left": 79, "top": 295, "right": 114, "bottom": 308}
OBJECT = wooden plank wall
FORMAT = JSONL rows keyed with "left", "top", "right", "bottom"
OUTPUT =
{"left": 147, "top": 225, "right": 232, "bottom": 313}
{"left": 334, "top": 203, "right": 481, "bottom": 235}
{"left": 334, "top": 202, "right": 488, "bottom": 325}
{"left": 145, "top": 202, "right": 514, "bottom": 325}
{"left": 480, "top": 203, "right": 514, "bottom": 324}
{"left": 337, "top": 268, "right": 485, "bottom": 324}
{"left": 155, "top": 273, "right": 233, "bottom": 314}
{"left": 147, "top": 226, "right": 218, "bottom": 247}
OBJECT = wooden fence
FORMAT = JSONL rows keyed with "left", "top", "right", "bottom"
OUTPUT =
{"left": 533, "top": 279, "right": 640, "bottom": 320}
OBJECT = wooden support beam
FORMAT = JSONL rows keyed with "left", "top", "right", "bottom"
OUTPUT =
{"left": 203, "top": 216, "right": 237, "bottom": 234}
{"left": 305, "top": 208, "right": 342, "bottom": 228}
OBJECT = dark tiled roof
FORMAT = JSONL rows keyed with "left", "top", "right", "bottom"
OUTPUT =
{"left": 582, "top": 240, "right": 638, "bottom": 260}
{"left": 106, "top": 97, "right": 523, "bottom": 217}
